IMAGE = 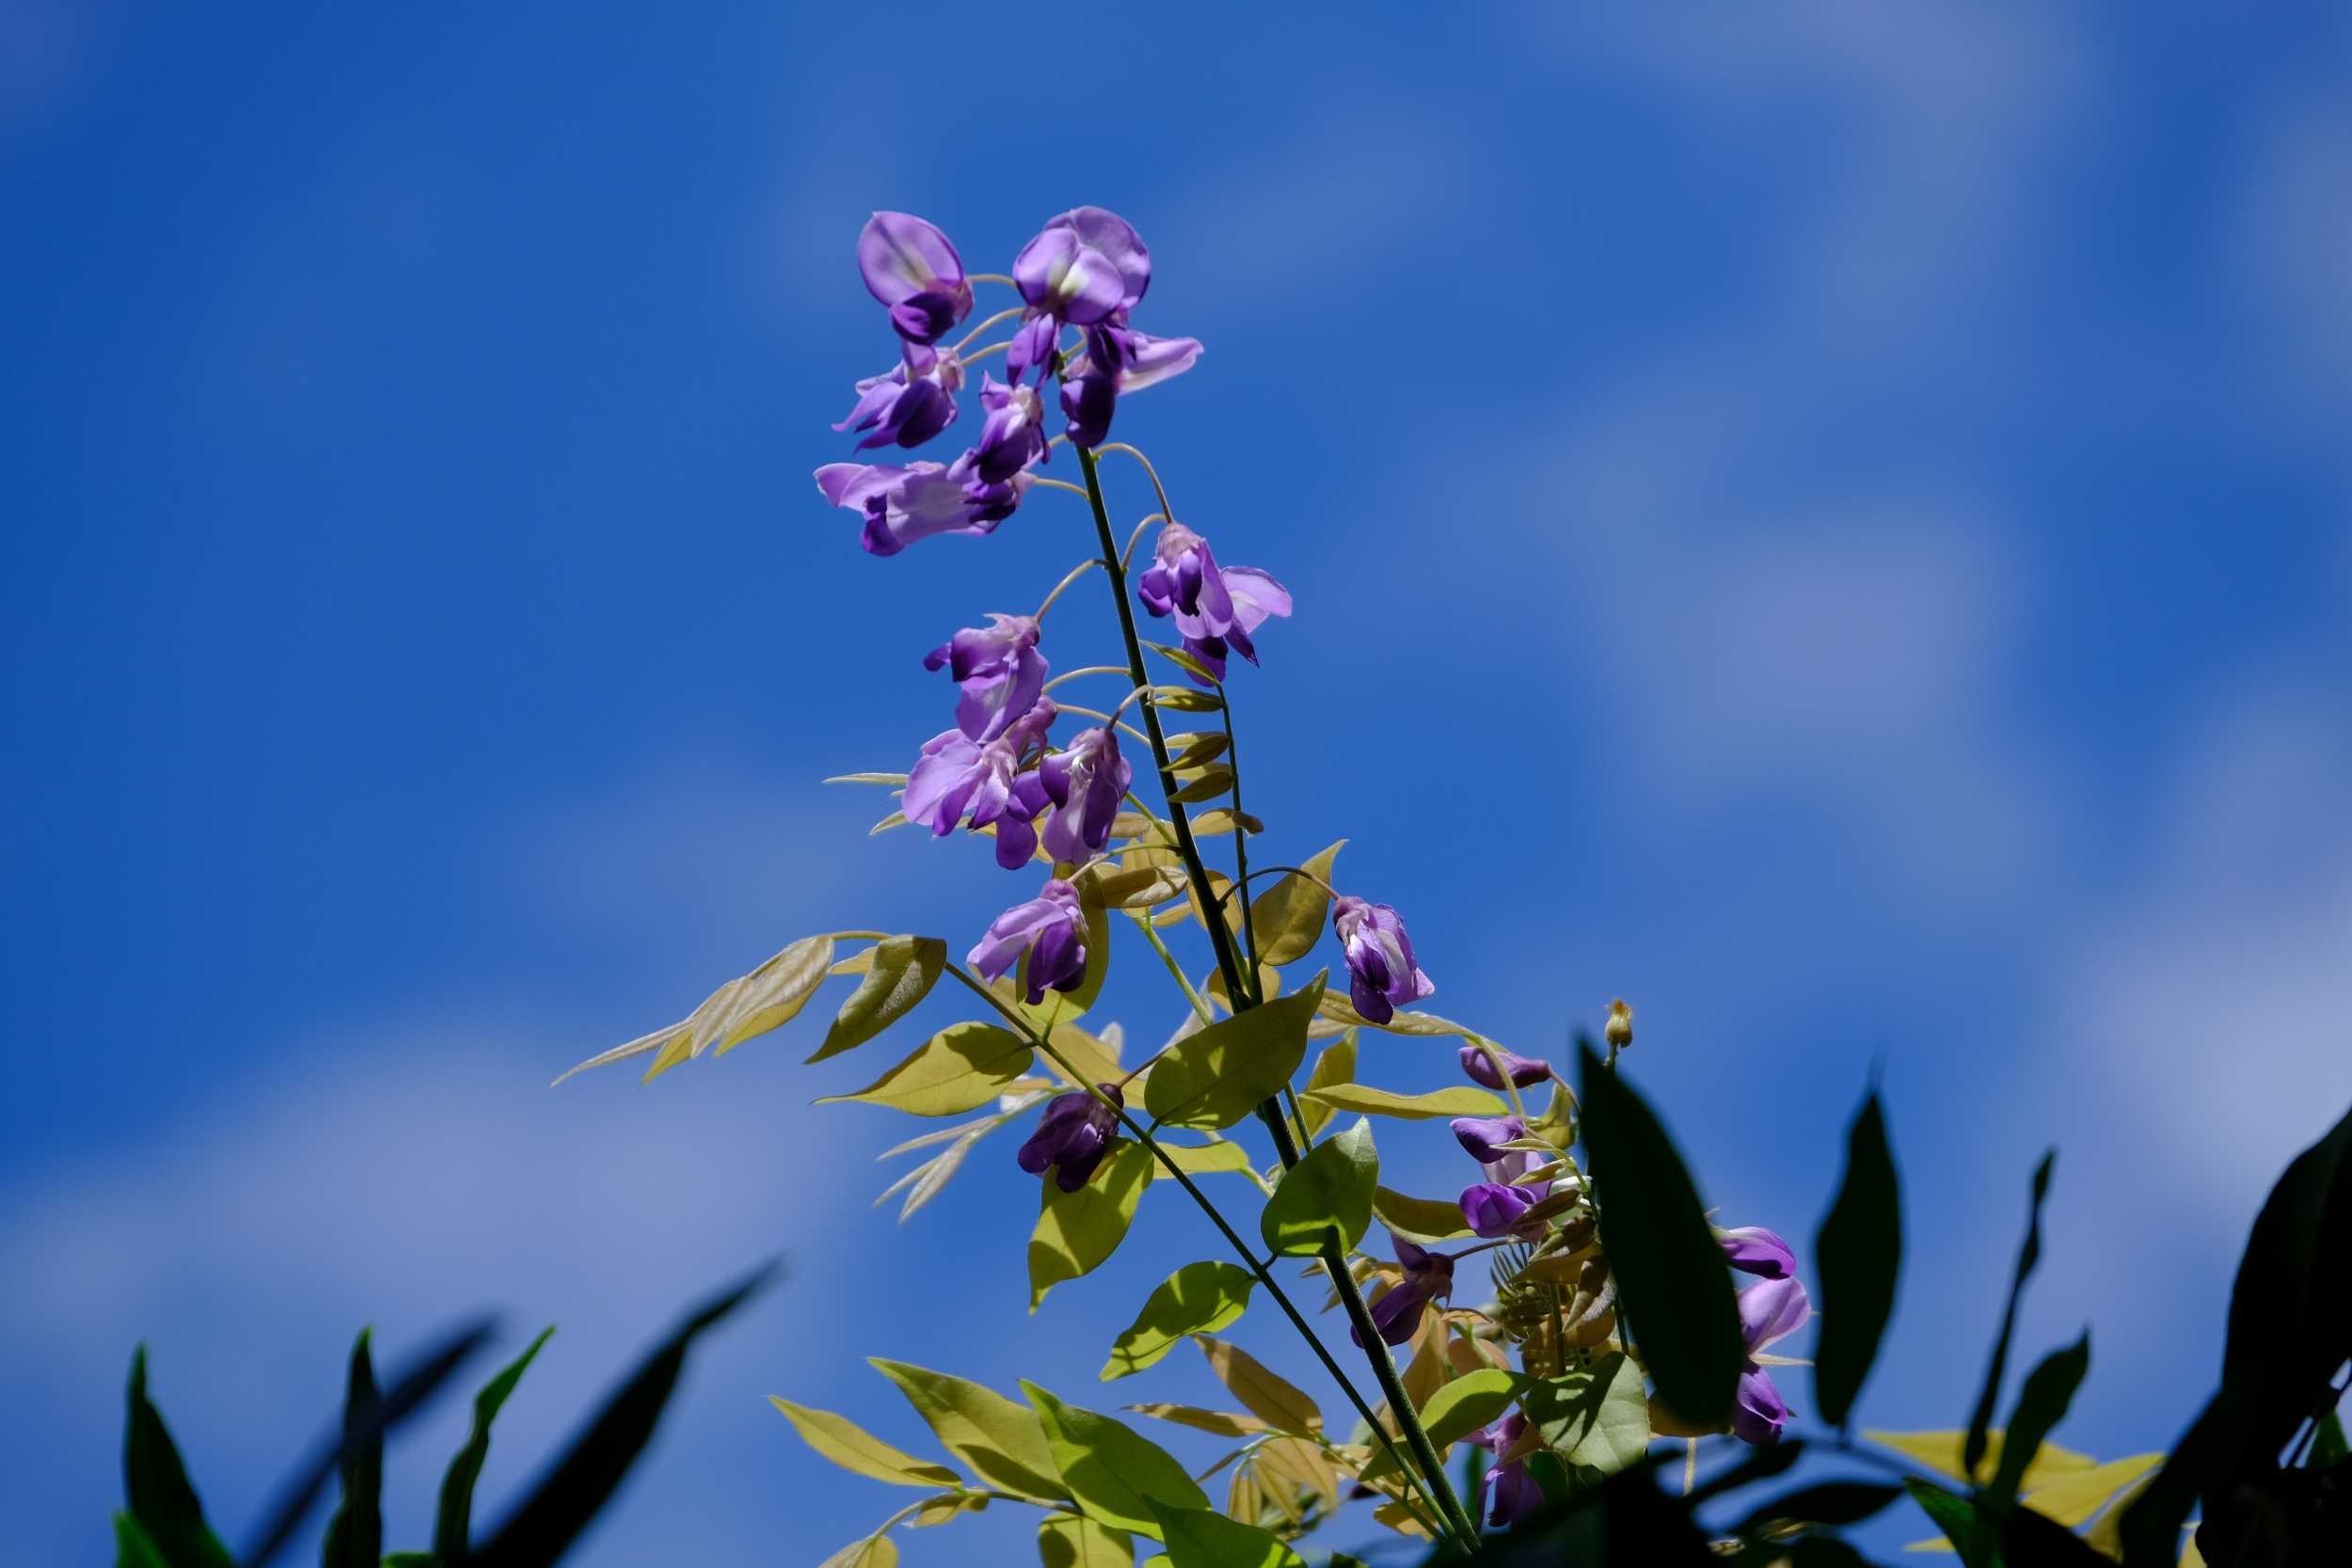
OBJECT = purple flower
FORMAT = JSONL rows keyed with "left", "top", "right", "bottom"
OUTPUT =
{"left": 902, "top": 701, "right": 1057, "bottom": 869}
{"left": 1469, "top": 1414, "right": 1543, "bottom": 1528}
{"left": 1012, "top": 206, "right": 1151, "bottom": 326}
{"left": 1730, "top": 1275, "right": 1812, "bottom": 1445}
{"left": 1135, "top": 523, "right": 1292, "bottom": 681}
{"left": 1720, "top": 1226, "right": 1798, "bottom": 1280}
{"left": 815, "top": 461, "right": 1032, "bottom": 556}
{"left": 833, "top": 342, "right": 962, "bottom": 451}
{"left": 1460, "top": 1043, "right": 1550, "bottom": 1090}
{"left": 965, "top": 373, "right": 1049, "bottom": 485}
{"left": 924, "top": 613, "right": 1047, "bottom": 743}
{"left": 1354, "top": 1237, "right": 1454, "bottom": 1347}
{"left": 972, "top": 877, "right": 1090, "bottom": 1009}
{"left": 1016, "top": 1081, "right": 1122, "bottom": 1192}
{"left": 1057, "top": 325, "right": 1204, "bottom": 447}
{"left": 1331, "top": 896, "right": 1436, "bottom": 1025}
{"left": 1459, "top": 1181, "right": 1547, "bottom": 1240}
{"left": 1450, "top": 1115, "right": 1530, "bottom": 1165}
{"left": 1453, "top": 1115, "right": 1554, "bottom": 1240}
{"left": 1027, "top": 724, "right": 1133, "bottom": 864}
{"left": 857, "top": 212, "right": 973, "bottom": 345}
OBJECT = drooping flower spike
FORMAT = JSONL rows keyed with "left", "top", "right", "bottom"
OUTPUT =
{"left": 1331, "top": 895, "right": 1436, "bottom": 1025}
{"left": 1057, "top": 325, "right": 1203, "bottom": 448}
{"left": 902, "top": 701, "right": 1057, "bottom": 869}
{"left": 971, "top": 877, "right": 1089, "bottom": 1007}
{"left": 815, "top": 461, "right": 1032, "bottom": 556}
{"left": 1003, "top": 206, "right": 1201, "bottom": 443}
{"left": 1135, "top": 523, "right": 1292, "bottom": 682}
{"left": 1353, "top": 1236, "right": 1454, "bottom": 1347}
{"left": 1468, "top": 1414, "right": 1544, "bottom": 1528}
{"left": 834, "top": 342, "right": 962, "bottom": 451}
{"left": 1730, "top": 1275, "right": 1812, "bottom": 1445}
{"left": 1460, "top": 1043, "right": 1550, "bottom": 1090}
{"left": 924, "top": 613, "right": 1047, "bottom": 743}
{"left": 1015, "top": 1081, "right": 1122, "bottom": 1192}
{"left": 857, "top": 212, "right": 973, "bottom": 345}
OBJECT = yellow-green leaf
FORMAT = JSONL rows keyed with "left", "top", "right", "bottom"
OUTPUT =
{"left": 1246, "top": 841, "right": 1343, "bottom": 967}
{"left": 552, "top": 933, "right": 835, "bottom": 1085}
{"left": 768, "top": 1398, "right": 961, "bottom": 1488}
{"left": 1258, "top": 1117, "right": 1378, "bottom": 1257}
{"left": 867, "top": 1359, "right": 1069, "bottom": 1504}
{"left": 1313, "top": 991, "right": 1479, "bottom": 1039}
{"left": 817, "top": 1536, "right": 898, "bottom": 1568}
{"left": 1865, "top": 1429, "right": 2096, "bottom": 1495}
{"left": 1192, "top": 1337, "right": 1321, "bottom": 1434}
{"left": 1143, "top": 975, "right": 1326, "bottom": 1131}
{"left": 1104, "top": 1263, "right": 1257, "bottom": 1379}
{"left": 1301, "top": 1084, "right": 1505, "bottom": 1121}
{"left": 810, "top": 937, "right": 946, "bottom": 1062}
{"left": 1122, "top": 1405, "right": 1268, "bottom": 1438}
{"left": 1525, "top": 1350, "right": 1650, "bottom": 1474}
{"left": 1030, "top": 1141, "right": 1154, "bottom": 1310}
{"left": 1145, "top": 1501, "right": 1307, "bottom": 1568}
{"left": 818, "top": 1023, "right": 1032, "bottom": 1116}
{"left": 1034, "top": 1020, "right": 1125, "bottom": 1089}
{"left": 1024, "top": 1383, "right": 1208, "bottom": 1538}
{"left": 1038, "top": 1513, "right": 1135, "bottom": 1568}
{"left": 1371, "top": 1186, "right": 1474, "bottom": 1243}
{"left": 1418, "top": 1368, "right": 1523, "bottom": 1449}
{"left": 1149, "top": 1141, "right": 1259, "bottom": 1182}
{"left": 1080, "top": 861, "right": 1188, "bottom": 910}
{"left": 1297, "top": 1032, "right": 1357, "bottom": 1139}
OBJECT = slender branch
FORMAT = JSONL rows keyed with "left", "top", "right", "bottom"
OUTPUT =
{"left": 1035, "top": 561, "right": 1103, "bottom": 621}
{"left": 1222, "top": 693, "right": 1264, "bottom": 996}
{"left": 1131, "top": 911, "right": 1214, "bottom": 1028}
{"left": 1032, "top": 477, "right": 1091, "bottom": 499}
{"left": 952, "top": 306, "right": 1027, "bottom": 355}
{"left": 1123, "top": 513, "right": 1165, "bottom": 570}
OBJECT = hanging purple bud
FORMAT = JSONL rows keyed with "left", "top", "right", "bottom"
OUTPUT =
{"left": 1459, "top": 1043, "right": 1550, "bottom": 1090}
{"left": 1449, "top": 1115, "right": 1530, "bottom": 1165}
{"left": 834, "top": 342, "right": 963, "bottom": 451}
{"left": 1459, "top": 1180, "right": 1547, "bottom": 1240}
{"left": 971, "top": 877, "right": 1090, "bottom": 1007}
{"left": 1469, "top": 1415, "right": 1544, "bottom": 1528}
{"left": 856, "top": 212, "right": 973, "bottom": 345}
{"left": 966, "top": 373, "right": 1050, "bottom": 485}
{"left": 1136, "top": 523, "right": 1293, "bottom": 682}
{"left": 1031, "top": 724, "right": 1133, "bottom": 864}
{"left": 1719, "top": 1226, "right": 1798, "bottom": 1280}
{"left": 901, "top": 701, "right": 1057, "bottom": 869}
{"left": 1015, "top": 1080, "right": 1122, "bottom": 1192}
{"left": 1331, "top": 895, "right": 1436, "bottom": 1025}
{"left": 1352, "top": 1237, "right": 1454, "bottom": 1347}
{"left": 815, "top": 461, "right": 1032, "bottom": 556}
{"left": 924, "top": 613, "right": 1047, "bottom": 743}
{"left": 1729, "top": 1275, "right": 1812, "bottom": 1445}
{"left": 1012, "top": 206, "right": 1152, "bottom": 326}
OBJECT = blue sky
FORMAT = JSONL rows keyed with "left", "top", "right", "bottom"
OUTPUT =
{"left": 6, "top": 2, "right": 2352, "bottom": 1562}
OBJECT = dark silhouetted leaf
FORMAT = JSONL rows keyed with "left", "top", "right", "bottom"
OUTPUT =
{"left": 322, "top": 1331, "right": 384, "bottom": 1568}
{"left": 1682, "top": 1437, "right": 1805, "bottom": 1508}
{"left": 435, "top": 1326, "right": 555, "bottom": 1561}
{"left": 1986, "top": 1333, "right": 2090, "bottom": 1513}
{"left": 2314, "top": 1409, "right": 2348, "bottom": 1469}
{"left": 121, "top": 1349, "right": 237, "bottom": 1568}
{"left": 1734, "top": 1480, "right": 1904, "bottom": 1533}
{"left": 1814, "top": 1090, "right": 1901, "bottom": 1430}
{"left": 1577, "top": 1041, "right": 1743, "bottom": 1431}
{"left": 111, "top": 1513, "right": 171, "bottom": 1568}
{"left": 470, "top": 1261, "right": 776, "bottom": 1568}
{"left": 1902, "top": 1480, "right": 1995, "bottom": 1568}
{"left": 1964, "top": 1150, "right": 2054, "bottom": 1483}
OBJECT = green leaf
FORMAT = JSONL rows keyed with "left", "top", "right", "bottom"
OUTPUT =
{"left": 1148, "top": 1141, "right": 1259, "bottom": 1182}
{"left": 1023, "top": 1383, "right": 1209, "bottom": 1537}
{"left": 1167, "top": 767, "right": 1235, "bottom": 804}
{"left": 1038, "top": 1513, "right": 1136, "bottom": 1568}
{"left": 1192, "top": 1337, "right": 1322, "bottom": 1434}
{"left": 1146, "top": 643, "right": 1224, "bottom": 687}
{"left": 1986, "top": 1334, "right": 2091, "bottom": 1513}
{"left": 770, "top": 1398, "right": 961, "bottom": 1487}
{"left": 1257, "top": 1117, "right": 1376, "bottom": 1257}
{"left": 869, "top": 1359, "right": 1067, "bottom": 1504}
{"left": 1814, "top": 1089, "right": 1902, "bottom": 1430}
{"left": 1525, "top": 1350, "right": 1651, "bottom": 1475}
{"left": 470, "top": 1262, "right": 774, "bottom": 1568}
{"left": 1964, "top": 1150, "right": 2056, "bottom": 1483}
{"left": 1733, "top": 1481, "right": 1904, "bottom": 1534}
{"left": 1143, "top": 975, "right": 1325, "bottom": 1130}
{"left": 1103, "top": 1264, "right": 1256, "bottom": 1379}
{"left": 817, "top": 1538, "right": 898, "bottom": 1568}
{"left": 811, "top": 936, "right": 946, "bottom": 1062}
{"left": 1297, "top": 1033, "right": 1356, "bottom": 1139}
{"left": 2315, "top": 1408, "right": 2349, "bottom": 1469}
{"left": 1903, "top": 1480, "right": 1997, "bottom": 1568}
{"left": 1577, "top": 1043, "right": 1744, "bottom": 1431}
{"left": 120, "top": 1349, "right": 238, "bottom": 1568}
{"left": 1246, "top": 842, "right": 1343, "bottom": 968}
{"left": 1121, "top": 1404, "right": 1267, "bottom": 1438}
{"left": 1371, "top": 1185, "right": 1475, "bottom": 1243}
{"left": 1030, "top": 1140, "right": 1155, "bottom": 1309}
{"left": 111, "top": 1513, "right": 170, "bottom": 1568}
{"left": 818, "top": 1022, "right": 1033, "bottom": 1116}
{"left": 1144, "top": 1502, "right": 1307, "bottom": 1567}
{"left": 434, "top": 1326, "right": 554, "bottom": 1561}
{"left": 323, "top": 1332, "right": 385, "bottom": 1568}
{"left": 553, "top": 933, "right": 835, "bottom": 1084}
{"left": 1417, "top": 1368, "right": 1523, "bottom": 1450}
{"left": 1299, "top": 1083, "right": 1505, "bottom": 1121}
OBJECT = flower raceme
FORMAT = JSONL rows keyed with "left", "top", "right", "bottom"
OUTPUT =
{"left": 1135, "top": 523, "right": 1292, "bottom": 682}
{"left": 1331, "top": 895, "right": 1436, "bottom": 1025}
{"left": 903, "top": 700, "right": 1057, "bottom": 870}
{"left": 971, "top": 877, "right": 1089, "bottom": 1007}
{"left": 1015, "top": 1081, "right": 1122, "bottom": 1191}
{"left": 924, "top": 613, "right": 1046, "bottom": 744}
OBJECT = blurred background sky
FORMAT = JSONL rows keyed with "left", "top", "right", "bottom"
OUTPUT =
{"left": 7, "top": 2, "right": 2352, "bottom": 1562}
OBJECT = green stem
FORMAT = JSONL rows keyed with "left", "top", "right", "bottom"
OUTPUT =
{"left": 1073, "top": 443, "right": 1482, "bottom": 1551}
{"left": 1132, "top": 911, "right": 1214, "bottom": 1028}
{"left": 936, "top": 961, "right": 1451, "bottom": 1543}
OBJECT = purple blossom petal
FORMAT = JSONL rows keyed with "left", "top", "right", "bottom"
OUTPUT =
{"left": 1459, "top": 1044, "right": 1550, "bottom": 1089}
{"left": 1731, "top": 1367, "right": 1792, "bottom": 1445}
{"left": 1016, "top": 1082, "right": 1122, "bottom": 1191}
{"left": 1738, "top": 1275, "right": 1813, "bottom": 1354}
{"left": 1450, "top": 1116, "right": 1530, "bottom": 1165}
{"left": 1721, "top": 1227, "right": 1798, "bottom": 1280}
{"left": 856, "top": 212, "right": 972, "bottom": 344}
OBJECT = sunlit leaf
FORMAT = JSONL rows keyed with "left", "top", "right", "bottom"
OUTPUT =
{"left": 1144, "top": 975, "right": 1325, "bottom": 1130}
{"left": 1258, "top": 1117, "right": 1377, "bottom": 1257}
{"left": 1024, "top": 1384, "right": 1209, "bottom": 1537}
{"left": 1148, "top": 1141, "right": 1259, "bottom": 1182}
{"left": 1038, "top": 1513, "right": 1135, "bottom": 1568}
{"left": 1192, "top": 1337, "right": 1322, "bottom": 1434}
{"left": 1865, "top": 1430, "right": 2097, "bottom": 1492}
{"left": 1814, "top": 1089, "right": 1903, "bottom": 1431}
{"left": 826, "top": 771, "right": 910, "bottom": 785}
{"left": 1080, "top": 860, "right": 1189, "bottom": 910}
{"left": 869, "top": 1359, "right": 1067, "bottom": 1504}
{"left": 1526, "top": 1350, "right": 1650, "bottom": 1475}
{"left": 1297, "top": 1033, "right": 1356, "bottom": 1139}
{"left": 1187, "top": 809, "right": 1262, "bottom": 836}
{"left": 1168, "top": 766, "right": 1235, "bottom": 804}
{"left": 1245, "top": 841, "right": 1343, "bottom": 968}
{"left": 819, "top": 1023, "right": 1032, "bottom": 1117}
{"left": 2023, "top": 1451, "right": 2164, "bottom": 1528}
{"left": 1372, "top": 1499, "right": 1432, "bottom": 1538}
{"left": 1030, "top": 1141, "right": 1154, "bottom": 1310}
{"left": 1104, "top": 1263, "right": 1257, "bottom": 1380}
{"left": 811, "top": 936, "right": 946, "bottom": 1062}
{"left": 1371, "top": 1186, "right": 1474, "bottom": 1243}
{"left": 1313, "top": 992, "right": 1480, "bottom": 1039}
{"left": 769, "top": 1399, "right": 961, "bottom": 1488}
{"left": 1148, "top": 1501, "right": 1308, "bottom": 1567}
{"left": 909, "top": 1491, "right": 987, "bottom": 1527}
{"left": 552, "top": 933, "right": 835, "bottom": 1085}
{"left": 1986, "top": 1334, "right": 2091, "bottom": 1512}
{"left": 1146, "top": 683, "right": 1223, "bottom": 713}
{"left": 816, "top": 1537, "right": 898, "bottom": 1568}
{"left": 1301, "top": 1084, "right": 1504, "bottom": 1121}
{"left": 1123, "top": 1405, "right": 1268, "bottom": 1438}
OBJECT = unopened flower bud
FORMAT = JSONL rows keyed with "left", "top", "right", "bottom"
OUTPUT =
{"left": 1604, "top": 998, "right": 1634, "bottom": 1051}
